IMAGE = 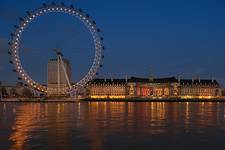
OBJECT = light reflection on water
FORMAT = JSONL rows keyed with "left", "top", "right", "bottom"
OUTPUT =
{"left": 0, "top": 102, "right": 225, "bottom": 150}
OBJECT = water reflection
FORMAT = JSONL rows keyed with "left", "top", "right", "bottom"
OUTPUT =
{"left": 0, "top": 102, "right": 224, "bottom": 150}
{"left": 9, "top": 104, "right": 42, "bottom": 150}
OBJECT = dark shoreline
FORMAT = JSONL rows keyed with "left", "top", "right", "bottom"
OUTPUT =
{"left": 1, "top": 98, "right": 225, "bottom": 103}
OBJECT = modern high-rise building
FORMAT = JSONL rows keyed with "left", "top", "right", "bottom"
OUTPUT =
{"left": 47, "top": 58, "right": 72, "bottom": 96}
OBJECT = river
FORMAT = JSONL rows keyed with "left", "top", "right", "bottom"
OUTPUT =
{"left": 0, "top": 102, "right": 225, "bottom": 150}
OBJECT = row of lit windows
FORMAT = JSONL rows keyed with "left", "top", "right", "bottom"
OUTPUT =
{"left": 90, "top": 86, "right": 126, "bottom": 96}
{"left": 88, "top": 84, "right": 220, "bottom": 97}
{"left": 181, "top": 88, "right": 215, "bottom": 93}
{"left": 136, "top": 87, "right": 170, "bottom": 97}
{"left": 90, "top": 86, "right": 125, "bottom": 92}
{"left": 90, "top": 84, "right": 125, "bottom": 87}
{"left": 91, "top": 89, "right": 125, "bottom": 93}
{"left": 181, "top": 84, "right": 218, "bottom": 87}
{"left": 180, "top": 88, "right": 217, "bottom": 96}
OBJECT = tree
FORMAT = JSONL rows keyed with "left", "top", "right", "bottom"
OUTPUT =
{"left": 10, "top": 88, "right": 18, "bottom": 97}
{"left": 1, "top": 86, "right": 8, "bottom": 98}
{"left": 22, "top": 88, "right": 33, "bottom": 97}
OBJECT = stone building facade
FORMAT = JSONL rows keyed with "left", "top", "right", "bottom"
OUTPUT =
{"left": 87, "top": 77, "right": 222, "bottom": 99}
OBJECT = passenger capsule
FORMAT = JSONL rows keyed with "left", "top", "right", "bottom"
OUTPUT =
{"left": 26, "top": 11, "right": 30, "bottom": 15}
{"left": 19, "top": 17, "right": 24, "bottom": 21}
{"left": 70, "top": 5, "right": 74, "bottom": 9}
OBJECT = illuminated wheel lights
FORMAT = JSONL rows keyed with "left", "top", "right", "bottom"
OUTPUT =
{"left": 9, "top": 3, "right": 104, "bottom": 94}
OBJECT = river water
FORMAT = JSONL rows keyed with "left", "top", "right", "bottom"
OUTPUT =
{"left": 0, "top": 102, "right": 225, "bottom": 150}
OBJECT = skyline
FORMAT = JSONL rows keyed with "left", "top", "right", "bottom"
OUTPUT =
{"left": 1, "top": 0, "right": 225, "bottom": 86}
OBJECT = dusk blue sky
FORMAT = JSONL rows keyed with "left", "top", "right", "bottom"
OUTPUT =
{"left": 0, "top": 0, "right": 225, "bottom": 86}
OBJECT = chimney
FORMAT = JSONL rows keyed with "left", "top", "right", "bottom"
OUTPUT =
{"left": 178, "top": 75, "right": 182, "bottom": 83}
{"left": 211, "top": 76, "right": 214, "bottom": 83}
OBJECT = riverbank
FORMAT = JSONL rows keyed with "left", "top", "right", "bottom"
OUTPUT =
{"left": 0, "top": 98, "right": 80, "bottom": 103}
{"left": 1, "top": 98, "right": 225, "bottom": 102}
{"left": 83, "top": 98, "right": 225, "bottom": 102}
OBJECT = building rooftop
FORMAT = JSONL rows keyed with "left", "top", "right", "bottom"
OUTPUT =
{"left": 180, "top": 79, "right": 219, "bottom": 86}
{"left": 49, "top": 58, "right": 71, "bottom": 64}
{"left": 89, "top": 77, "right": 220, "bottom": 86}
{"left": 90, "top": 79, "right": 126, "bottom": 84}
{"left": 128, "top": 77, "right": 178, "bottom": 83}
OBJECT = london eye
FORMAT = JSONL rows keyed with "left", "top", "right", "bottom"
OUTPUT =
{"left": 8, "top": 2, "right": 104, "bottom": 96}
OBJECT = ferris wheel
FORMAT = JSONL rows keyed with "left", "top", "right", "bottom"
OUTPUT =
{"left": 8, "top": 2, "right": 104, "bottom": 95}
